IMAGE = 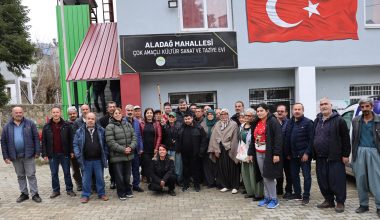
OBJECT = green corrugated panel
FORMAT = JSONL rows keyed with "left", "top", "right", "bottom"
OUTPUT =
{"left": 56, "top": 5, "right": 90, "bottom": 118}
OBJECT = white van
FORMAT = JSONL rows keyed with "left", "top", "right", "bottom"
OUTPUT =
{"left": 339, "top": 96, "right": 380, "bottom": 176}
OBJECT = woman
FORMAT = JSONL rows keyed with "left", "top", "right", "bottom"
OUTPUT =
{"left": 208, "top": 108, "right": 240, "bottom": 194}
{"left": 105, "top": 108, "right": 137, "bottom": 200}
{"left": 248, "top": 103, "right": 283, "bottom": 209}
{"left": 149, "top": 144, "right": 176, "bottom": 196}
{"left": 140, "top": 108, "right": 162, "bottom": 182}
{"left": 238, "top": 108, "right": 264, "bottom": 201}
{"left": 200, "top": 109, "right": 217, "bottom": 188}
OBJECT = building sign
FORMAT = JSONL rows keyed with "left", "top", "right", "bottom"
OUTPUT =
{"left": 120, "top": 32, "right": 237, "bottom": 73}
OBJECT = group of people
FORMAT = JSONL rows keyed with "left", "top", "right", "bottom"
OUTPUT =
{"left": 1, "top": 97, "right": 379, "bottom": 217}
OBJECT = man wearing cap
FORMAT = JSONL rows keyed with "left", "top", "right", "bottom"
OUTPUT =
{"left": 351, "top": 98, "right": 380, "bottom": 217}
{"left": 134, "top": 105, "right": 143, "bottom": 122}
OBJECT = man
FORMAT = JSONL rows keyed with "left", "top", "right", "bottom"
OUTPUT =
{"left": 162, "top": 102, "right": 172, "bottom": 122}
{"left": 283, "top": 103, "right": 313, "bottom": 205}
{"left": 74, "top": 104, "right": 90, "bottom": 131}
{"left": 92, "top": 80, "right": 107, "bottom": 115}
{"left": 73, "top": 112, "right": 109, "bottom": 203}
{"left": 98, "top": 101, "right": 117, "bottom": 189}
{"left": 203, "top": 105, "right": 212, "bottom": 116}
{"left": 133, "top": 105, "right": 143, "bottom": 122}
{"left": 194, "top": 106, "right": 204, "bottom": 126}
{"left": 313, "top": 97, "right": 351, "bottom": 213}
{"left": 125, "top": 104, "right": 144, "bottom": 192}
{"left": 351, "top": 98, "right": 380, "bottom": 217}
{"left": 231, "top": 101, "right": 244, "bottom": 126}
{"left": 215, "top": 108, "right": 222, "bottom": 121}
{"left": 177, "top": 114, "right": 207, "bottom": 192}
{"left": 276, "top": 104, "right": 293, "bottom": 198}
{"left": 67, "top": 106, "right": 82, "bottom": 191}
{"left": 189, "top": 103, "right": 197, "bottom": 113}
{"left": 174, "top": 99, "right": 193, "bottom": 125}
{"left": 1, "top": 107, "right": 42, "bottom": 203}
{"left": 42, "top": 107, "right": 76, "bottom": 198}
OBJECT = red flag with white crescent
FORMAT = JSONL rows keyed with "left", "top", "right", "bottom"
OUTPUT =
{"left": 246, "top": 0, "right": 358, "bottom": 42}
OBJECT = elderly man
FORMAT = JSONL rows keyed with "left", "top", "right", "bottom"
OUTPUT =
{"left": 73, "top": 112, "right": 109, "bottom": 203}
{"left": 1, "top": 107, "right": 42, "bottom": 203}
{"left": 313, "top": 98, "right": 351, "bottom": 213}
{"left": 351, "top": 98, "right": 380, "bottom": 217}
{"left": 67, "top": 106, "right": 82, "bottom": 191}
{"left": 73, "top": 104, "right": 90, "bottom": 131}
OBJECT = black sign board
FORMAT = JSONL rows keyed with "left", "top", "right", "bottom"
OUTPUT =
{"left": 120, "top": 32, "right": 237, "bottom": 73}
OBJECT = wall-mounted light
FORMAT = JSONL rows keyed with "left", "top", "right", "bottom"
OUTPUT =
{"left": 168, "top": 0, "right": 178, "bottom": 8}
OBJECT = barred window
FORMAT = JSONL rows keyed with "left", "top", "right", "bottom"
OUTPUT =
{"left": 249, "top": 87, "right": 293, "bottom": 113}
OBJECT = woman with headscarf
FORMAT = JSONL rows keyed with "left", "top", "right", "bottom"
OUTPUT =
{"left": 238, "top": 108, "right": 264, "bottom": 201}
{"left": 208, "top": 108, "right": 240, "bottom": 194}
{"left": 248, "top": 103, "right": 283, "bottom": 209}
{"left": 200, "top": 109, "right": 217, "bottom": 188}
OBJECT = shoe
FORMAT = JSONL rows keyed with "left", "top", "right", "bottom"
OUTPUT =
{"left": 231, "top": 189, "right": 238, "bottom": 194}
{"left": 49, "top": 191, "right": 61, "bottom": 199}
{"left": 126, "top": 194, "right": 134, "bottom": 198}
{"left": 241, "top": 190, "right": 247, "bottom": 194}
{"left": 301, "top": 198, "right": 310, "bottom": 206}
{"left": 32, "top": 194, "right": 42, "bottom": 203}
{"left": 119, "top": 196, "right": 127, "bottom": 201}
{"left": 283, "top": 192, "right": 293, "bottom": 199}
{"left": 76, "top": 185, "right": 82, "bottom": 191}
{"left": 194, "top": 185, "right": 200, "bottom": 192}
{"left": 258, "top": 197, "right": 270, "bottom": 207}
{"left": 133, "top": 186, "right": 144, "bottom": 192}
{"left": 168, "top": 190, "right": 176, "bottom": 196}
{"left": 355, "top": 206, "right": 369, "bottom": 214}
{"left": 267, "top": 199, "right": 280, "bottom": 209}
{"left": 67, "top": 191, "right": 76, "bottom": 197}
{"left": 182, "top": 186, "right": 189, "bottom": 192}
{"left": 253, "top": 196, "right": 264, "bottom": 201}
{"left": 99, "top": 195, "right": 109, "bottom": 201}
{"left": 244, "top": 195, "right": 254, "bottom": 199}
{"left": 110, "top": 182, "right": 116, "bottom": 189}
{"left": 286, "top": 194, "right": 302, "bottom": 200}
{"left": 16, "top": 193, "right": 29, "bottom": 203}
{"left": 80, "top": 197, "right": 89, "bottom": 203}
{"left": 335, "top": 203, "right": 345, "bottom": 213}
{"left": 377, "top": 209, "right": 380, "bottom": 218}
{"left": 317, "top": 200, "right": 335, "bottom": 209}
{"left": 220, "top": 188, "right": 229, "bottom": 192}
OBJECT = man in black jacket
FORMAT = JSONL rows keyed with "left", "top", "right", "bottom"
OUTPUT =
{"left": 42, "top": 107, "right": 76, "bottom": 198}
{"left": 177, "top": 113, "right": 207, "bottom": 192}
{"left": 231, "top": 101, "right": 244, "bottom": 126}
{"left": 67, "top": 106, "right": 82, "bottom": 191}
{"left": 174, "top": 99, "right": 193, "bottom": 126}
{"left": 313, "top": 98, "right": 351, "bottom": 213}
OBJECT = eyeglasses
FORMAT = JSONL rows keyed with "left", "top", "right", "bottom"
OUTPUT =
{"left": 220, "top": 113, "right": 228, "bottom": 115}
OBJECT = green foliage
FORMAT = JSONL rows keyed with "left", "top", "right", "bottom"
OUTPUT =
{"left": 0, "top": 74, "right": 10, "bottom": 108}
{"left": 0, "top": 0, "right": 36, "bottom": 76}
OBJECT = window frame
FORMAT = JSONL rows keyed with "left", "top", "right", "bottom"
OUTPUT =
{"left": 178, "top": 0, "right": 233, "bottom": 32}
{"left": 168, "top": 91, "right": 218, "bottom": 109}
{"left": 249, "top": 87, "right": 294, "bottom": 114}
{"left": 364, "top": 0, "right": 380, "bottom": 28}
{"left": 349, "top": 83, "right": 380, "bottom": 104}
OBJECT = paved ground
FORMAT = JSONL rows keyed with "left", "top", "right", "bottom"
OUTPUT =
{"left": 0, "top": 159, "right": 378, "bottom": 220}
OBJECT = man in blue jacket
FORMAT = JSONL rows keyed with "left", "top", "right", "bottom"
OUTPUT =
{"left": 283, "top": 103, "right": 313, "bottom": 205}
{"left": 1, "top": 106, "right": 42, "bottom": 203}
{"left": 73, "top": 112, "right": 109, "bottom": 203}
{"left": 125, "top": 104, "right": 144, "bottom": 192}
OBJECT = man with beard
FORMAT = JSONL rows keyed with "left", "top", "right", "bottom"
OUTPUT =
{"left": 67, "top": 107, "right": 82, "bottom": 191}
{"left": 231, "top": 101, "right": 244, "bottom": 126}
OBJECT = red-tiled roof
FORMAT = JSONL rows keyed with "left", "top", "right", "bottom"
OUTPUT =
{"left": 67, "top": 22, "right": 119, "bottom": 81}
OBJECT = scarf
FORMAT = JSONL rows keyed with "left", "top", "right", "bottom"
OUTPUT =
{"left": 205, "top": 109, "right": 217, "bottom": 138}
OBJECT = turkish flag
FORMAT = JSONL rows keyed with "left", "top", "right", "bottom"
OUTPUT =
{"left": 246, "top": 0, "right": 358, "bottom": 42}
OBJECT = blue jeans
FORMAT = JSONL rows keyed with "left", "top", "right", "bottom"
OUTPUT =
{"left": 290, "top": 157, "right": 312, "bottom": 199}
{"left": 81, "top": 160, "right": 105, "bottom": 198}
{"left": 49, "top": 153, "right": 73, "bottom": 192}
{"left": 131, "top": 150, "right": 141, "bottom": 188}
{"left": 175, "top": 153, "right": 183, "bottom": 183}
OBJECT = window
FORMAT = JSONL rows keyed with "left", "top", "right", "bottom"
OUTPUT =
{"left": 365, "top": 0, "right": 380, "bottom": 28}
{"left": 342, "top": 110, "right": 354, "bottom": 132}
{"left": 169, "top": 91, "right": 217, "bottom": 109}
{"left": 249, "top": 87, "right": 294, "bottom": 113}
{"left": 180, "top": 0, "right": 232, "bottom": 31}
{"left": 349, "top": 84, "right": 380, "bottom": 104}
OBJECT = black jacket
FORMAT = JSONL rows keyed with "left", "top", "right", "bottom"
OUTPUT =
{"left": 177, "top": 124, "right": 208, "bottom": 157}
{"left": 98, "top": 115, "right": 112, "bottom": 129}
{"left": 313, "top": 111, "right": 351, "bottom": 161}
{"left": 42, "top": 118, "right": 73, "bottom": 158}
{"left": 248, "top": 114, "right": 283, "bottom": 179}
{"left": 151, "top": 156, "right": 175, "bottom": 184}
{"left": 162, "top": 121, "right": 181, "bottom": 151}
{"left": 231, "top": 113, "right": 241, "bottom": 127}
{"left": 174, "top": 108, "right": 193, "bottom": 126}
{"left": 284, "top": 115, "right": 314, "bottom": 158}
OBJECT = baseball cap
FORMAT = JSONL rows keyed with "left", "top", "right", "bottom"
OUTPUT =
{"left": 133, "top": 105, "right": 141, "bottom": 110}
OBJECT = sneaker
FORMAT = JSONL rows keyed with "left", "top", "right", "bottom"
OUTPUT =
{"left": 287, "top": 194, "right": 302, "bottom": 200}
{"left": 355, "top": 206, "right": 369, "bottom": 214}
{"left": 231, "top": 189, "right": 238, "bottom": 194}
{"left": 301, "top": 198, "right": 310, "bottom": 206}
{"left": 32, "top": 194, "right": 42, "bottom": 203}
{"left": 49, "top": 191, "right": 61, "bottom": 199}
{"left": 16, "top": 193, "right": 29, "bottom": 203}
{"left": 67, "top": 191, "right": 76, "bottom": 197}
{"left": 267, "top": 199, "right": 279, "bottom": 209}
{"left": 258, "top": 197, "right": 270, "bottom": 207}
{"left": 317, "top": 200, "right": 335, "bottom": 209}
{"left": 133, "top": 186, "right": 144, "bottom": 192}
{"left": 283, "top": 192, "right": 293, "bottom": 199}
{"left": 194, "top": 185, "right": 200, "bottom": 192}
{"left": 76, "top": 185, "right": 82, "bottom": 192}
{"left": 99, "top": 195, "right": 109, "bottom": 201}
{"left": 335, "top": 203, "right": 345, "bottom": 213}
{"left": 182, "top": 186, "right": 189, "bottom": 192}
{"left": 168, "top": 190, "right": 176, "bottom": 196}
{"left": 110, "top": 182, "right": 116, "bottom": 189}
{"left": 119, "top": 196, "right": 127, "bottom": 201}
{"left": 126, "top": 194, "right": 134, "bottom": 198}
{"left": 220, "top": 188, "right": 229, "bottom": 192}
{"left": 80, "top": 197, "right": 89, "bottom": 203}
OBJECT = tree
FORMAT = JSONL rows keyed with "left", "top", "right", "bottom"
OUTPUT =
{"left": 0, "top": 74, "right": 10, "bottom": 106}
{"left": 0, "top": 0, "right": 35, "bottom": 107}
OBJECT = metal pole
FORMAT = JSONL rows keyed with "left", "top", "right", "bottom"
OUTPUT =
{"left": 60, "top": 0, "right": 72, "bottom": 107}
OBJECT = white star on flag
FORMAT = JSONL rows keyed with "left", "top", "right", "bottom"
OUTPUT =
{"left": 303, "top": 0, "right": 320, "bottom": 18}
